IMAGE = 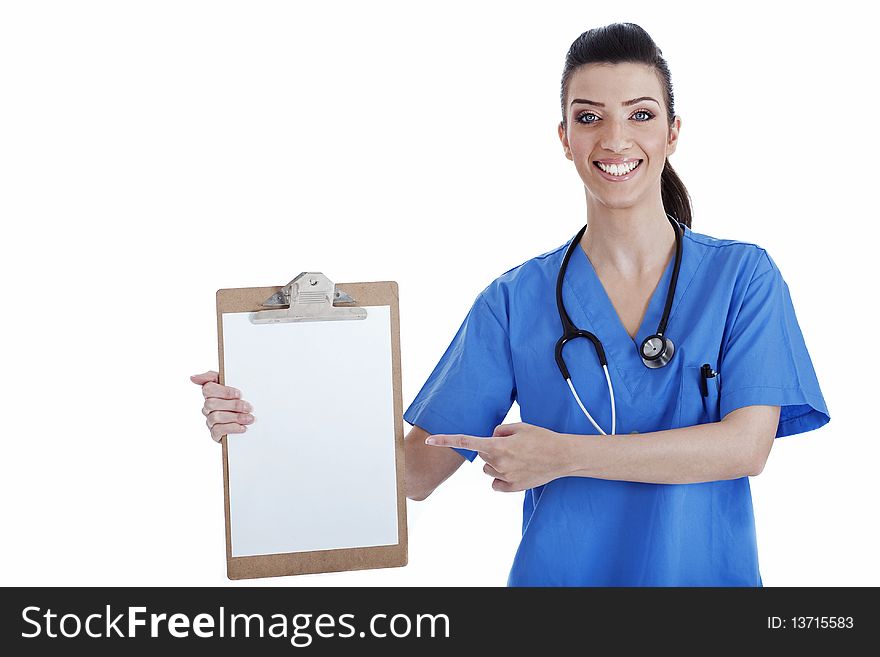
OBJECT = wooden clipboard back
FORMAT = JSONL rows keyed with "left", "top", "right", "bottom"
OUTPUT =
{"left": 215, "top": 280, "right": 407, "bottom": 580}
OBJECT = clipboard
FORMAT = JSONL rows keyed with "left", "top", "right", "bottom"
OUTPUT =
{"left": 216, "top": 272, "right": 407, "bottom": 580}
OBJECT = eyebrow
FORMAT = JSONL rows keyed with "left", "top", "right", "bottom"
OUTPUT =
{"left": 569, "top": 96, "right": 660, "bottom": 108}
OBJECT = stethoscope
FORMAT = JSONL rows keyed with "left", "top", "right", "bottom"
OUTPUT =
{"left": 554, "top": 213, "right": 683, "bottom": 436}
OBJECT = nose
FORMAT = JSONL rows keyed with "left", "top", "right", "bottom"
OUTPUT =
{"left": 599, "top": 118, "right": 632, "bottom": 154}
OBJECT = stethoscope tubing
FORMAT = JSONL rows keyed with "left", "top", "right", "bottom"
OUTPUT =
{"left": 556, "top": 213, "right": 683, "bottom": 435}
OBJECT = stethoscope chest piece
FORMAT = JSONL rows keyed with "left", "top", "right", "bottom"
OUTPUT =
{"left": 640, "top": 334, "right": 675, "bottom": 369}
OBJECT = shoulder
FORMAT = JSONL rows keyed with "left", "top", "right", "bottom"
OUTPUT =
{"left": 683, "top": 223, "right": 780, "bottom": 283}
{"left": 476, "top": 239, "right": 568, "bottom": 316}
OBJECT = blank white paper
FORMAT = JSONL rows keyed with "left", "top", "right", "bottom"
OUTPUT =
{"left": 221, "top": 305, "right": 399, "bottom": 557}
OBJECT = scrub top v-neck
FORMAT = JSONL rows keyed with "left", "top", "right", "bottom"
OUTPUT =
{"left": 570, "top": 232, "right": 686, "bottom": 399}
{"left": 403, "top": 222, "right": 830, "bottom": 586}
{"left": 579, "top": 238, "right": 668, "bottom": 342}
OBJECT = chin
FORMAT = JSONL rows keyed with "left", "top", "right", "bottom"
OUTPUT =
{"left": 584, "top": 187, "right": 648, "bottom": 211}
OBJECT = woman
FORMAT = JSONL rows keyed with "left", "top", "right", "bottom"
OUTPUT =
{"left": 192, "top": 23, "right": 830, "bottom": 586}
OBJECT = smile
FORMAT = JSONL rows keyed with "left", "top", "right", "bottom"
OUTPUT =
{"left": 592, "top": 159, "right": 643, "bottom": 177}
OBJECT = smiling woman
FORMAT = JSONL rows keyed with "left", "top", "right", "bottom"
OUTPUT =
{"left": 400, "top": 22, "right": 829, "bottom": 587}
{"left": 178, "top": 20, "right": 831, "bottom": 589}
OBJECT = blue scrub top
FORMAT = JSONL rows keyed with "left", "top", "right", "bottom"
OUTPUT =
{"left": 403, "top": 222, "right": 830, "bottom": 587}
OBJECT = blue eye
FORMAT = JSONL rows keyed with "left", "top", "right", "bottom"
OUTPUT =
{"left": 575, "top": 111, "right": 599, "bottom": 124}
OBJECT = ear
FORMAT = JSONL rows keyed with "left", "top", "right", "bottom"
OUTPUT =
{"left": 666, "top": 115, "right": 682, "bottom": 158}
{"left": 558, "top": 121, "right": 573, "bottom": 161}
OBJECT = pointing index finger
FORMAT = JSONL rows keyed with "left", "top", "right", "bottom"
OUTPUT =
{"left": 425, "top": 434, "right": 492, "bottom": 454}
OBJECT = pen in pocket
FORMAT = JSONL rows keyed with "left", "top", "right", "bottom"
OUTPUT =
{"left": 700, "top": 363, "right": 717, "bottom": 397}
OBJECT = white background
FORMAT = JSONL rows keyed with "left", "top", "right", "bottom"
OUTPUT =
{"left": 1, "top": 0, "right": 876, "bottom": 587}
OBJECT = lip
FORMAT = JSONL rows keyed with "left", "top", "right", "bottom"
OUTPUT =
{"left": 592, "top": 158, "right": 643, "bottom": 182}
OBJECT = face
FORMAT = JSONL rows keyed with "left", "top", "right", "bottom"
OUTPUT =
{"left": 558, "top": 62, "right": 681, "bottom": 211}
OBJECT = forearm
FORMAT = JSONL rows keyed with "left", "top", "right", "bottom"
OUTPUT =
{"left": 559, "top": 420, "right": 759, "bottom": 485}
{"left": 404, "top": 425, "right": 465, "bottom": 500}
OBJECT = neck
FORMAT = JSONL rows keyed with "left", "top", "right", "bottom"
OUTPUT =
{"left": 579, "top": 201, "right": 676, "bottom": 279}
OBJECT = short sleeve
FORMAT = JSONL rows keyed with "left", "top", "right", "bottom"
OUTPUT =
{"left": 403, "top": 291, "right": 517, "bottom": 461}
{"left": 718, "top": 251, "right": 830, "bottom": 437}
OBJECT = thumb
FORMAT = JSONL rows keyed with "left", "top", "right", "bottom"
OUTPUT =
{"left": 190, "top": 370, "right": 219, "bottom": 385}
{"left": 492, "top": 423, "right": 520, "bottom": 438}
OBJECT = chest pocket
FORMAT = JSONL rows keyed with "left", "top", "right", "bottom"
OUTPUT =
{"left": 677, "top": 364, "right": 722, "bottom": 427}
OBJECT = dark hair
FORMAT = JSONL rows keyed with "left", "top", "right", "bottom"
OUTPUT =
{"left": 560, "top": 23, "right": 692, "bottom": 227}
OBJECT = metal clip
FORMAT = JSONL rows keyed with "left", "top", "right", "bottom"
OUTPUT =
{"left": 250, "top": 272, "right": 367, "bottom": 324}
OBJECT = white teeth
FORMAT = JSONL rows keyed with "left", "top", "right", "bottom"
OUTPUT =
{"left": 597, "top": 160, "right": 640, "bottom": 176}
